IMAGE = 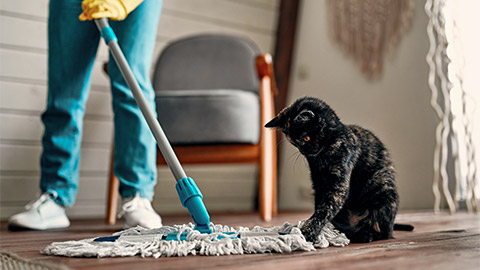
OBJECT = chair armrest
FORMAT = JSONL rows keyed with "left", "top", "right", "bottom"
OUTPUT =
{"left": 256, "top": 54, "right": 278, "bottom": 96}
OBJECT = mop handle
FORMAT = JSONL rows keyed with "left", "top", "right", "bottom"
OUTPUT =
{"left": 94, "top": 18, "right": 186, "bottom": 181}
{"left": 95, "top": 18, "right": 212, "bottom": 234}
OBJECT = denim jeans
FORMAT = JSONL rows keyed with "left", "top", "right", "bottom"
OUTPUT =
{"left": 41, "top": 0, "right": 162, "bottom": 206}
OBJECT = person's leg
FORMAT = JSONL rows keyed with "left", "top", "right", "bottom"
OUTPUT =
{"left": 9, "top": 0, "right": 100, "bottom": 230}
{"left": 108, "top": 0, "right": 162, "bottom": 201}
{"left": 40, "top": 0, "right": 100, "bottom": 207}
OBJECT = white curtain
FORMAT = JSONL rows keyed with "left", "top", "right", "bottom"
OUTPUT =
{"left": 425, "top": 0, "right": 479, "bottom": 213}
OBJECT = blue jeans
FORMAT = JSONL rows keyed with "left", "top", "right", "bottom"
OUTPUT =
{"left": 41, "top": 0, "right": 162, "bottom": 207}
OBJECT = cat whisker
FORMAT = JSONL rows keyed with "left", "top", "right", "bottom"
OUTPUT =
{"left": 276, "top": 137, "right": 288, "bottom": 148}
{"left": 308, "top": 146, "right": 325, "bottom": 158}
{"left": 289, "top": 151, "right": 306, "bottom": 175}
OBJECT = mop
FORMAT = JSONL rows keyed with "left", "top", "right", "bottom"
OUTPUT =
{"left": 42, "top": 18, "right": 349, "bottom": 257}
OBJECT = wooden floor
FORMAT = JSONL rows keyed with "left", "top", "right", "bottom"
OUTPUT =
{"left": 1, "top": 211, "right": 479, "bottom": 270}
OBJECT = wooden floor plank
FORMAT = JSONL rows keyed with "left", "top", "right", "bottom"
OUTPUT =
{"left": 0, "top": 211, "right": 479, "bottom": 270}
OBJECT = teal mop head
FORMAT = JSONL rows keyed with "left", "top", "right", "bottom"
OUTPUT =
{"left": 42, "top": 221, "right": 349, "bottom": 257}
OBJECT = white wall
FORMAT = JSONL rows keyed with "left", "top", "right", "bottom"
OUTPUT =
{"left": 278, "top": 0, "right": 437, "bottom": 211}
{"left": 0, "top": 0, "right": 279, "bottom": 219}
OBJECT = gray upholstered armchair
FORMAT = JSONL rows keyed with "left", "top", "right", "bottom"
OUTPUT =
{"left": 106, "top": 34, "right": 277, "bottom": 223}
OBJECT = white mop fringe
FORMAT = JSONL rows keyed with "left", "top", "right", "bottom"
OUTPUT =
{"left": 42, "top": 221, "right": 349, "bottom": 257}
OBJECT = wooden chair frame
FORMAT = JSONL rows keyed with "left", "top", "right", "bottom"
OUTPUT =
{"left": 106, "top": 54, "right": 278, "bottom": 224}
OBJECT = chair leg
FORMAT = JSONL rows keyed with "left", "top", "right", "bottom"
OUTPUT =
{"left": 259, "top": 124, "right": 275, "bottom": 221}
{"left": 106, "top": 147, "right": 118, "bottom": 225}
{"left": 272, "top": 131, "right": 278, "bottom": 216}
{"left": 257, "top": 56, "right": 278, "bottom": 221}
{"left": 259, "top": 150, "right": 273, "bottom": 222}
{"left": 106, "top": 176, "right": 119, "bottom": 225}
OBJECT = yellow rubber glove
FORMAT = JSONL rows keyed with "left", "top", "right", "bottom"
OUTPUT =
{"left": 79, "top": 0, "right": 144, "bottom": 21}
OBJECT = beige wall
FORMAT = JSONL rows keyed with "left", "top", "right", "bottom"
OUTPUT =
{"left": 278, "top": 0, "right": 437, "bottom": 211}
{"left": 0, "top": 0, "right": 279, "bottom": 219}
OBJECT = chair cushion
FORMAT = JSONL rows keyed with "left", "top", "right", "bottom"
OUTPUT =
{"left": 153, "top": 34, "right": 261, "bottom": 93}
{"left": 156, "top": 89, "right": 260, "bottom": 145}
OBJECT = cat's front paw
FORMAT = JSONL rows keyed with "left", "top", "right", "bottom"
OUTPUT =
{"left": 301, "top": 219, "right": 320, "bottom": 242}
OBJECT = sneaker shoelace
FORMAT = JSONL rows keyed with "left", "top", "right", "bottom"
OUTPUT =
{"left": 118, "top": 196, "right": 154, "bottom": 218}
{"left": 25, "top": 191, "right": 58, "bottom": 210}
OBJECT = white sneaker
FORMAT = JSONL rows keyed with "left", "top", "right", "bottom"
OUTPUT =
{"left": 8, "top": 192, "right": 70, "bottom": 230}
{"left": 118, "top": 194, "right": 162, "bottom": 229}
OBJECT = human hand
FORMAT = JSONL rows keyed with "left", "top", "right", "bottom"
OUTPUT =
{"left": 78, "top": 0, "right": 143, "bottom": 21}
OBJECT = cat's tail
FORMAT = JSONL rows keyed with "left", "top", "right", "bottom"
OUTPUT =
{"left": 394, "top": 223, "right": 414, "bottom": 231}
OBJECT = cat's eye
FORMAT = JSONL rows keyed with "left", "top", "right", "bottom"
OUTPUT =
{"left": 303, "top": 136, "right": 310, "bottom": 142}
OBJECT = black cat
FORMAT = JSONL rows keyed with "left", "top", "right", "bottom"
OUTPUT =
{"left": 266, "top": 96, "right": 412, "bottom": 243}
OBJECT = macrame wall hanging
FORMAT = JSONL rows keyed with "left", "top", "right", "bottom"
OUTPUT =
{"left": 327, "top": 0, "right": 415, "bottom": 80}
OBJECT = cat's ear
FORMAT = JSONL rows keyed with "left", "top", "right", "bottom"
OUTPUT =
{"left": 265, "top": 115, "right": 283, "bottom": 128}
{"left": 294, "top": 109, "right": 315, "bottom": 123}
